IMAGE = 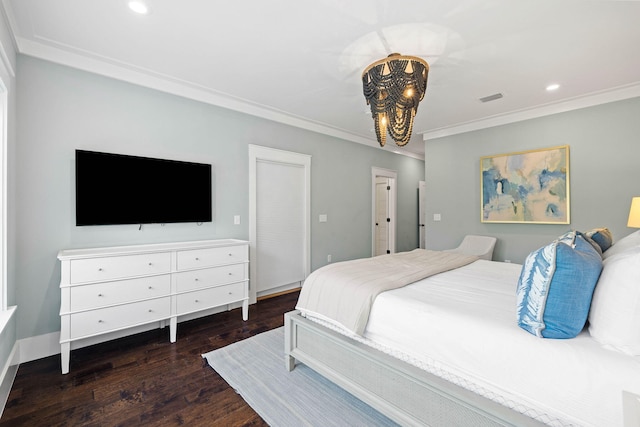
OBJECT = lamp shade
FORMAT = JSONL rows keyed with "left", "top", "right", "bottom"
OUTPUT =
{"left": 628, "top": 197, "right": 640, "bottom": 228}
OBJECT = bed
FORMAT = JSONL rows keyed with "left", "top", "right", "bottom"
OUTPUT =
{"left": 285, "top": 230, "right": 640, "bottom": 427}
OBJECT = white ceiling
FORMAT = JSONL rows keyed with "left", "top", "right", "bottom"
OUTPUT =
{"left": 3, "top": 0, "right": 640, "bottom": 158}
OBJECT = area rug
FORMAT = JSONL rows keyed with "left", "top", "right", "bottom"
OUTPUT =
{"left": 202, "top": 327, "right": 398, "bottom": 427}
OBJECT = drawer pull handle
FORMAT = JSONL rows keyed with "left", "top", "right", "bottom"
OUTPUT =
{"left": 195, "top": 257, "right": 200, "bottom": 261}
{"left": 228, "top": 292, "right": 233, "bottom": 295}
{"left": 98, "top": 320, "right": 104, "bottom": 323}
{"left": 148, "top": 286, "right": 153, "bottom": 290}
{"left": 148, "top": 262, "right": 153, "bottom": 266}
{"left": 148, "top": 309, "right": 153, "bottom": 313}
{"left": 228, "top": 272, "right": 232, "bottom": 275}
{"left": 195, "top": 278, "right": 199, "bottom": 281}
{"left": 98, "top": 293, "right": 103, "bottom": 297}
{"left": 194, "top": 299, "right": 199, "bottom": 303}
{"left": 98, "top": 268, "right": 103, "bottom": 272}
{"left": 228, "top": 253, "right": 232, "bottom": 256}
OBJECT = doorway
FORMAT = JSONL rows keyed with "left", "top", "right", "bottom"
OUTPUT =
{"left": 419, "top": 180, "right": 426, "bottom": 249}
{"left": 371, "top": 167, "right": 397, "bottom": 256}
{"left": 249, "top": 145, "right": 311, "bottom": 303}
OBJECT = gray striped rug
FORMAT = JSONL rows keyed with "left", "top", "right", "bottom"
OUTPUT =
{"left": 202, "top": 327, "right": 398, "bottom": 427}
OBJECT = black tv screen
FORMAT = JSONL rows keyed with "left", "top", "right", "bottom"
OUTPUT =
{"left": 75, "top": 150, "right": 212, "bottom": 226}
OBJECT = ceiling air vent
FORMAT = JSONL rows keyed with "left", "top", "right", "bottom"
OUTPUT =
{"left": 479, "top": 93, "right": 503, "bottom": 103}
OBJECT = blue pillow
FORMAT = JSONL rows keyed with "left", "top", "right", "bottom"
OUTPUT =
{"left": 558, "top": 230, "right": 602, "bottom": 256}
{"left": 516, "top": 232, "right": 603, "bottom": 338}
{"left": 586, "top": 227, "right": 613, "bottom": 252}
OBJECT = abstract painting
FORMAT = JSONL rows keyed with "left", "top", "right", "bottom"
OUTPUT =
{"left": 481, "top": 145, "right": 570, "bottom": 224}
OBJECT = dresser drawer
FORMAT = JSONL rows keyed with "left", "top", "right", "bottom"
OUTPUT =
{"left": 176, "top": 245, "right": 247, "bottom": 270}
{"left": 175, "top": 264, "right": 245, "bottom": 293}
{"left": 176, "top": 282, "right": 246, "bottom": 315}
{"left": 69, "top": 275, "right": 171, "bottom": 311}
{"left": 69, "top": 297, "right": 170, "bottom": 339}
{"left": 70, "top": 252, "right": 171, "bottom": 283}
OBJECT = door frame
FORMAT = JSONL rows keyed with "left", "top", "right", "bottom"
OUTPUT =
{"left": 371, "top": 167, "right": 397, "bottom": 256}
{"left": 249, "top": 144, "right": 311, "bottom": 304}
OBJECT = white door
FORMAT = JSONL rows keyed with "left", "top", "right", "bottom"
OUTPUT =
{"left": 419, "top": 180, "right": 426, "bottom": 249}
{"left": 249, "top": 145, "right": 311, "bottom": 303}
{"left": 371, "top": 167, "right": 397, "bottom": 256}
{"left": 375, "top": 177, "right": 390, "bottom": 255}
{"left": 256, "top": 160, "right": 305, "bottom": 296}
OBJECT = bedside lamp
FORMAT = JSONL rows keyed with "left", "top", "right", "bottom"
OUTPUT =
{"left": 628, "top": 197, "right": 640, "bottom": 228}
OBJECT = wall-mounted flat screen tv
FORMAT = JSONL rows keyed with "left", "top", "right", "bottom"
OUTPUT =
{"left": 75, "top": 150, "right": 212, "bottom": 226}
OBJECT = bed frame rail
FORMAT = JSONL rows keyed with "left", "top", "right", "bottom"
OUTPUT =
{"left": 285, "top": 310, "right": 545, "bottom": 427}
{"left": 623, "top": 391, "right": 640, "bottom": 427}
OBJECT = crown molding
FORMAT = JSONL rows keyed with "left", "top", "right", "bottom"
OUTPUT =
{"left": 14, "top": 37, "right": 423, "bottom": 158}
{"left": 421, "top": 83, "right": 640, "bottom": 141}
{"left": 16, "top": 32, "right": 636, "bottom": 160}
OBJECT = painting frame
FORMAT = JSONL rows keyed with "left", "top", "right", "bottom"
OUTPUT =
{"left": 480, "top": 145, "right": 570, "bottom": 224}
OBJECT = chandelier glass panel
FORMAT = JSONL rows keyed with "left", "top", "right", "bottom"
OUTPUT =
{"left": 362, "top": 53, "right": 429, "bottom": 147}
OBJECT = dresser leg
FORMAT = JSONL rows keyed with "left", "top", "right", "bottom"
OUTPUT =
{"left": 242, "top": 300, "right": 249, "bottom": 321}
{"left": 61, "top": 342, "right": 70, "bottom": 374}
{"left": 170, "top": 317, "right": 177, "bottom": 343}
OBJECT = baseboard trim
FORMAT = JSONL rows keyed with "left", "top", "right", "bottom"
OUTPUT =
{"left": 14, "top": 325, "right": 166, "bottom": 366}
{"left": 257, "top": 282, "right": 301, "bottom": 301}
{"left": 16, "top": 331, "right": 60, "bottom": 365}
{"left": 0, "top": 343, "right": 18, "bottom": 418}
{"left": 15, "top": 304, "right": 242, "bottom": 367}
{"left": 257, "top": 286, "right": 301, "bottom": 301}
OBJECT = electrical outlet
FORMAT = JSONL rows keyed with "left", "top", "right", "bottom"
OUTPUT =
{"left": 233, "top": 215, "right": 241, "bottom": 225}
{"left": 327, "top": 254, "right": 332, "bottom": 262}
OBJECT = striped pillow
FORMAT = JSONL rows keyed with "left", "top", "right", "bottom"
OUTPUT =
{"left": 516, "top": 232, "right": 603, "bottom": 338}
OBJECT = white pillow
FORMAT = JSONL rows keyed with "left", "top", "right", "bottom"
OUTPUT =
{"left": 588, "top": 245, "right": 640, "bottom": 355}
{"left": 603, "top": 229, "right": 640, "bottom": 259}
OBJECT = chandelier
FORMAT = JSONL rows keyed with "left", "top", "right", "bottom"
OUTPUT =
{"left": 362, "top": 53, "right": 429, "bottom": 147}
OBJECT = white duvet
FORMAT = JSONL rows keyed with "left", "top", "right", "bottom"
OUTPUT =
{"left": 302, "top": 260, "right": 640, "bottom": 427}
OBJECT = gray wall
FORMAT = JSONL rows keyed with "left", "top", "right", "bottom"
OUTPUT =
{"left": 424, "top": 96, "right": 640, "bottom": 263}
{"left": 15, "top": 55, "right": 425, "bottom": 340}
{"left": 18, "top": 52, "right": 639, "bottom": 345}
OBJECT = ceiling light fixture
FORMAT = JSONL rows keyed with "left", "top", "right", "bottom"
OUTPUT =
{"left": 362, "top": 53, "right": 429, "bottom": 147}
{"left": 128, "top": 1, "right": 150, "bottom": 15}
{"left": 546, "top": 83, "right": 560, "bottom": 92}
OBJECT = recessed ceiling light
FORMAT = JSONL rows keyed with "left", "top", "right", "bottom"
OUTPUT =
{"left": 546, "top": 83, "right": 560, "bottom": 92}
{"left": 128, "top": 1, "right": 150, "bottom": 15}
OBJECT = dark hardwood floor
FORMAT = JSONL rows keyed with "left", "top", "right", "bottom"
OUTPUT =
{"left": 1, "top": 291, "right": 300, "bottom": 427}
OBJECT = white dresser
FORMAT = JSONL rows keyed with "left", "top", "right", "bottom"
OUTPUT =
{"left": 58, "top": 239, "right": 249, "bottom": 374}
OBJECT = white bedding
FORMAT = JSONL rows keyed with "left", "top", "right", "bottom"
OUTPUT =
{"left": 300, "top": 260, "right": 640, "bottom": 427}
{"left": 295, "top": 249, "right": 477, "bottom": 335}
